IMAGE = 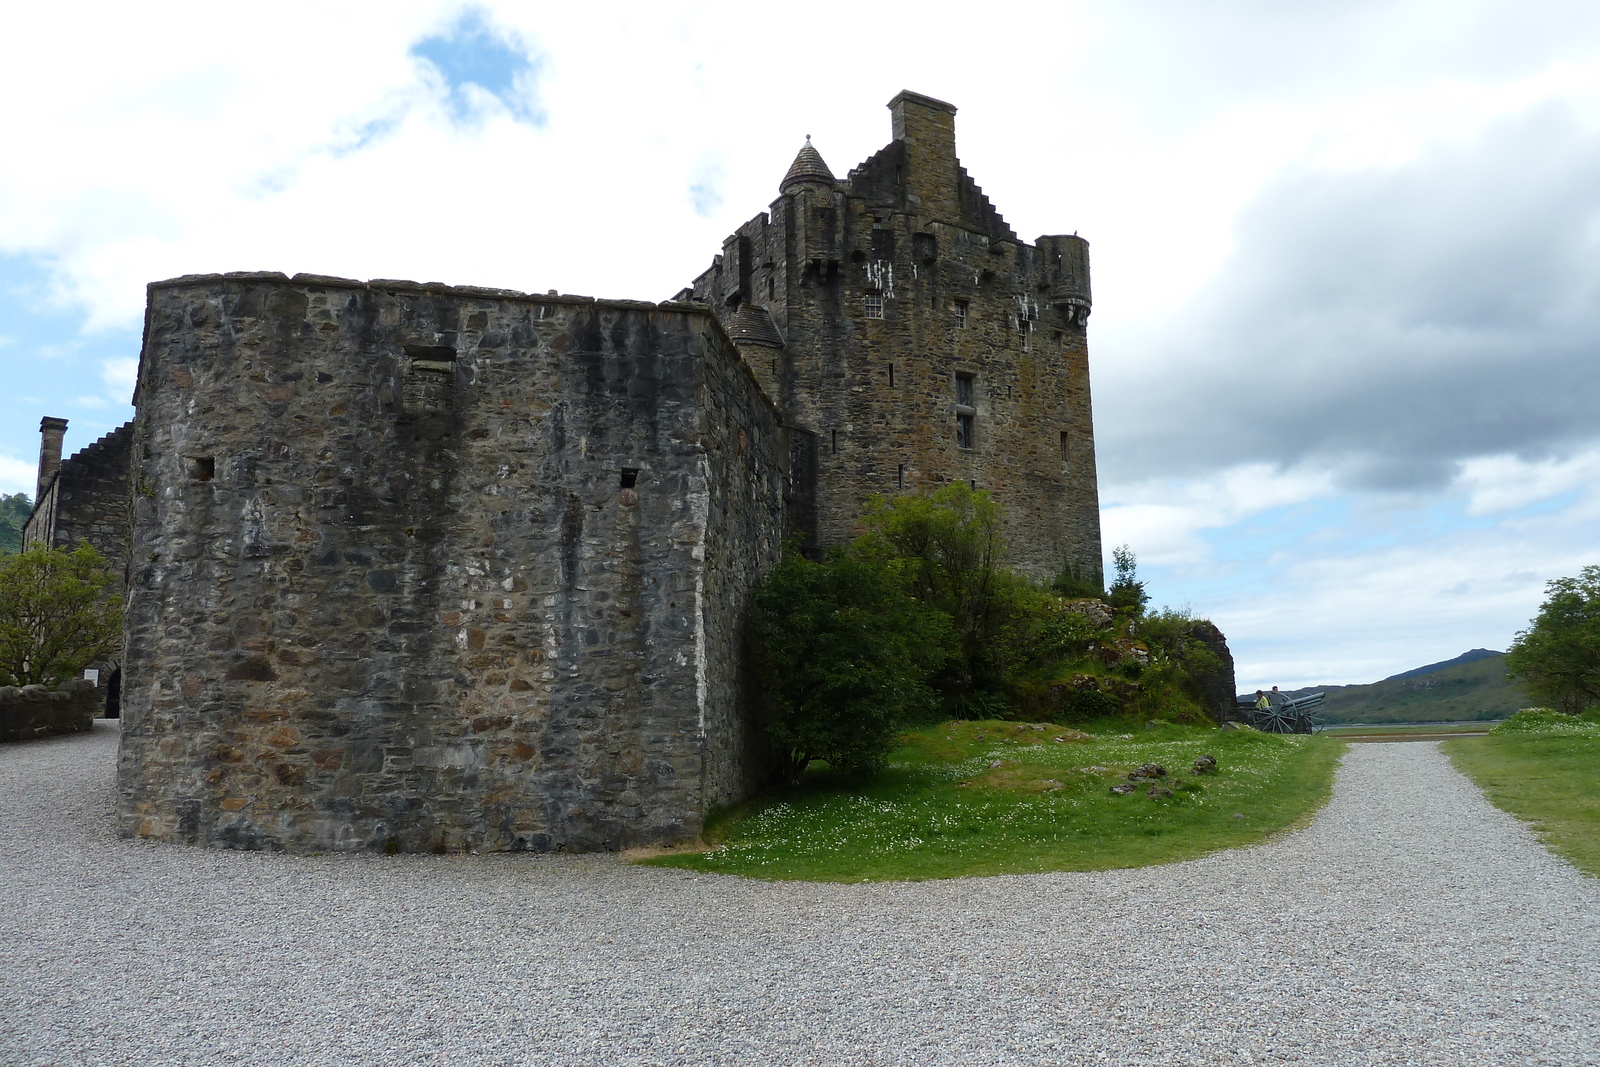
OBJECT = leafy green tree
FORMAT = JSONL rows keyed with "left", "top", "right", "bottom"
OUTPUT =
{"left": 1506, "top": 566, "right": 1600, "bottom": 714}
{"left": 750, "top": 549, "right": 953, "bottom": 784}
{"left": 0, "top": 542, "right": 121, "bottom": 687}
{"left": 1106, "top": 544, "right": 1149, "bottom": 618}
{"left": 0, "top": 493, "right": 31, "bottom": 555}
{"left": 855, "top": 482, "right": 1020, "bottom": 692}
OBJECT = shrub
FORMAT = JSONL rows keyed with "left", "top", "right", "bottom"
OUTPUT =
{"left": 855, "top": 483, "right": 1023, "bottom": 694}
{"left": 749, "top": 549, "right": 953, "bottom": 784}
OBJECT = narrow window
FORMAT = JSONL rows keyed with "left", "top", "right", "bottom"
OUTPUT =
{"left": 1020, "top": 320, "right": 1032, "bottom": 353}
{"left": 1060, "top": 431, "right": 1071, "bottom": 468}
{"left": 888, "top": 364, "right": 895, "bottom": 387}
{"left": 969, "top": 479, "right": 977, "bottom": 490}
{"left": 955, "top": 372, "right": 976, "bottom": 450}
{"left": 864, "top": 292, "right": 884, "bottom": 319}
{"left": 1053, "top": 330, "right": 1063, "bottom": 346}
{"left": 768, "top": 276, "right": 775, "bottom": 299}
{"left": 954, "top": 300, "right": 968, "bottom": 328}
{"left": 897, "top": 464, "right": 905, "bottom": 490}
{"left": 955, "top": 373, "right": 974, "bottom": 407}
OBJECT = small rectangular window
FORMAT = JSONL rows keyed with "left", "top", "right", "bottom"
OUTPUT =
{"left": 888, "top": 364, "right": 895, "bottom": 387}
{"left": 897, "top": 464, "right": 905, "bottom": 490}
{"left": 1020, "top": 320, "right": 1032, "bottom": 353}
{"left": 619, "top": 468, "right": 639, "bottom": 489}
{"left": 956, "top": 413, "right": 974, "bottom": 450}
{"left": 864, "top": 292, "right": 884, "bottom": 319}
{"left": 1060, "top": 431, "right": 1071, "bottom": 468}
{"left": 187, "top": 456, "right": 215, "bottom": 483}
{"left": 954, "top": 300, "right": 968, "bottom": 328}
{"left": 955, "top": 373, "right": 974, "bottom": 407}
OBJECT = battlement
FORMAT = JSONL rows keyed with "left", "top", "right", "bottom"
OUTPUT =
{"left": 686, "top": 90, "right": 1102, "bottom": 581}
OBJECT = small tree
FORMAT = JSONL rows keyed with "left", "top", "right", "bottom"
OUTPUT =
{"left": 855, "top": 483, "right": 1019, "bottom": 692}
{"left": 1106, "top": 544, "right": 1149, "bottom": 618}
{"left": 750, "top": 549, "right": 952, "bottom": 784}
{"left": 0, "top": 493, "right": 31, "bottom": 555}
{"left": 1506, "top": 566, "right": 1600, "bottom": 714}
{"left": 0, "top": 542, "right": 121, "bottom": 687}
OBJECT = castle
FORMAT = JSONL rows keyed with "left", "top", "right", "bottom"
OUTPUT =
{"left": 30, "top": 91, "right": 1101, "bottom": 852}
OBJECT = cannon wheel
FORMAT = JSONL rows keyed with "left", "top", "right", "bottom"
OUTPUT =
{"left": 1252, "top": 705, "right": 1309, "bottom": 734}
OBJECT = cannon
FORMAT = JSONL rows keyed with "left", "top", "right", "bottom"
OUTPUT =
{"left": 1236, "top": 692, "right": 1325, "bottom": 734}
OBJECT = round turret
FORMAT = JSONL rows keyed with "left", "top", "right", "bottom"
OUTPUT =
{"left": 779, "top": 136, "right": 835, "bottom": 194}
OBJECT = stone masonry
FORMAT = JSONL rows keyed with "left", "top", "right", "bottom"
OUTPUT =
{"left": 23, "top": 417, "right": 134, "bottom": 714}
{"left": 119, "top": 275, "right": 786, "bottom": 852}
{"left": 686, "top": 91, "right": 1102, "bottom": 582}
{"left": 103, "top": 90, "right": 1109, "bottom": 853}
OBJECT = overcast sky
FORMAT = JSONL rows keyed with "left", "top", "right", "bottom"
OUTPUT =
{"left": 2, "top": 0, "right": 1596, "bottom": 690}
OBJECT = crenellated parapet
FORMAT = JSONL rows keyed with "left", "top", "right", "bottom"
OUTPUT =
{"left": 685, "top": 91, "right": 1101, "bottom": 583}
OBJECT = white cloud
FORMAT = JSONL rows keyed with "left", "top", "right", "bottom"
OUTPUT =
{"left": 0, "top": 455, "right": 35, "bottom": 496}
{"left": 101, "top": 358, "right": 138, "bottom": 401}
{"left": 1457, "top": 448, "right": 1600, "bottom": 515}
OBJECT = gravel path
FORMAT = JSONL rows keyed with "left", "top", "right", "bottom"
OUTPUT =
{"left": 3, "top": 724, "right": 1597, "bottom": 1067}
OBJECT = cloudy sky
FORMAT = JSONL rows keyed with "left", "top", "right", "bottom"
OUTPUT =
{"left": 2, "top": 0, "right": 1597, "bottom": 690}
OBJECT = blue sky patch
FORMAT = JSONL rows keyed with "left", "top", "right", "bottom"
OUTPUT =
{"left": 0, "top": 252, "right": 139, "bottom": 496}
{"left": 409, "top": 9, "right": 545, "bottom": 126}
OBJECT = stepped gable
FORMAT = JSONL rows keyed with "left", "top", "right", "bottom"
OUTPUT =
{"left": 724, "top": 303, "right": 784, "bottom": 348}
{"left": 955, "top": 166, "right": 1017, "bottom": 243}
{"left": 60, "top": 422, "right": 133, "bottom": 475}
{"left": 779, "top": 136, "right": 835, "bottom": 192}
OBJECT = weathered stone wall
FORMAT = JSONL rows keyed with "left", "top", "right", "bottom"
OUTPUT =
{"left": 119, "top": 273, "right": 785, "bottom": 852}
{"left": 0, "top": 680, "right": 98, "bottom": 743}
{"left": 688, "top": 90, "right": 1102, "bottom": 583}
{"left": 1192, "top": 620, "right": 1239, "bottom": 724}
{"left": 24, "top": 423, "right": 134, "bottom": 562}
{"left": 22, "top": 421, "right": 135, "bottom": 715}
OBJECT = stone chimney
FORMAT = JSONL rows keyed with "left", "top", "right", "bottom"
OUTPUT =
{"left": 888, "top": 90, "right": 961, "bottom": 220}
{"left": 36, "top": 417, "right": 68, "bottom": 502}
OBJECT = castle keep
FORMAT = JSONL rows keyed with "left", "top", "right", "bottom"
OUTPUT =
{"left": 688, "top": 91, "right": 1099, "bottom": 580}
{"left": 90, "top": 91, "right": 1104, "bottom": 852}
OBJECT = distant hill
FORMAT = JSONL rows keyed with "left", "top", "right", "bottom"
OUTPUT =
{"left": 1382, "top": 648, "right": 1502, "bottom": 682}
{"left": 1243, "top": 651, "right": 1531, "bottom": 725}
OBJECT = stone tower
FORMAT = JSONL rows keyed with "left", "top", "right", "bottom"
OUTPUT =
{"left": 686, "top": 91, "right": 1102, "bottom": 583}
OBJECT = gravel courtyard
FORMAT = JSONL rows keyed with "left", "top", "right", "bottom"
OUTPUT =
{"left": 3, "top": 724, "right": 1597, "bottom": 1067}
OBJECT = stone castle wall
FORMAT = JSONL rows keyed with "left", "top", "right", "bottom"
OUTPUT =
{"left": 0, "top": 679, "right": 99, "bottom": 744}
{"left": 118, "top": 273, "right": 785, "bottom": 852}
{"left": 24, "top": 422, "right": 134, "bottom": 563}
{"left": 689, "top": 91, "right": 1102, "bottom": 583}
{"left": 23, "top": 421, "right": 135, "bottom": 715}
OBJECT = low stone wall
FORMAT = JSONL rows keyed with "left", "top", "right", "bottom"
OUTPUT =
{"left": 0, "top": 680, "right": 99, "bottom": 743}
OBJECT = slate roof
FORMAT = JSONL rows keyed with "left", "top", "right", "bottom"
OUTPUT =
{"left": 779, "top": 137, "right": 835, "bottom": 192}
{"left": 725, "top": 304, "right": 784, "bottom": 348}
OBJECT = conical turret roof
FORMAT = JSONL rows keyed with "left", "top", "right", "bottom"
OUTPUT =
{"left": 780, "top": 136, "right": 835, "bottom": 193}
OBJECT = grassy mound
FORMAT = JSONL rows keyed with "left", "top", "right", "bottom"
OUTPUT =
{"left": 1444, "top": 709, "right": 1600, "bottom": 878}
{"left": 643, "top": 720, "right": 1345, "bottom": 882}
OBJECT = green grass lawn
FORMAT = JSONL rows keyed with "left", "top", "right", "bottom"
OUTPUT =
{"left": 1443, "top": 712, "right": 1600, "bottom": 879}
{"left": 1321, "top": 722, "right": 1499, "bottom": 738}
{"left": 643, "top": 720, "right": 1346, "bottom": 882}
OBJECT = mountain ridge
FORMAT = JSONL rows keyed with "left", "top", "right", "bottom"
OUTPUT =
{"left": 1240, "top": 650, "right": 1528, "bottom": 725}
